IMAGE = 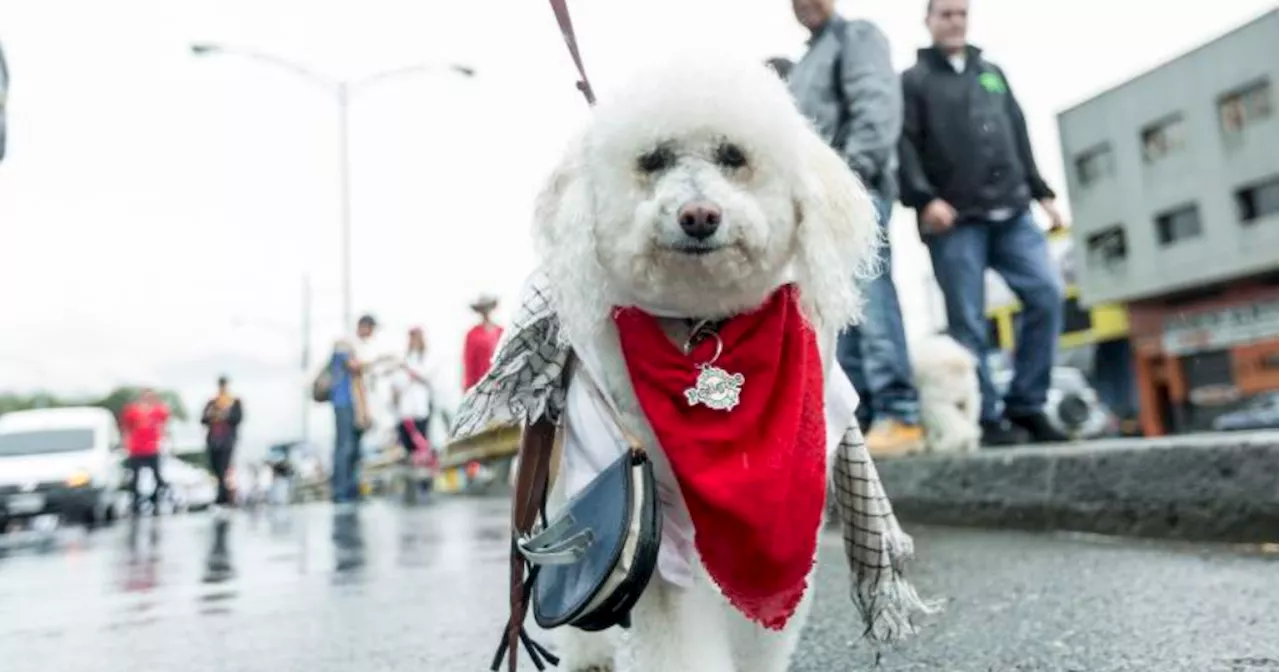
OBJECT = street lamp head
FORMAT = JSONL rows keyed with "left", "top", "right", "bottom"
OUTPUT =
{"left": 190, "top": 43, "right": 222, "bottom": 56}
{"left": 450, "top": 64, "right": 477, "bottom": 78}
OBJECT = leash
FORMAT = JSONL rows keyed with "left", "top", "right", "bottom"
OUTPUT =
{"left": 547, "top": 0, "right": 596, "bottom": 106}
{"left": 489, "top": 9, "right": 595, "bottom": 670}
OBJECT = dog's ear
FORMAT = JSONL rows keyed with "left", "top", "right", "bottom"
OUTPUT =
{"left": 791, "top": 125, "right": 882, "bottom": 333}
{"left": 533, "top": 132, "right": 610, "bottom": 342}
{"left": 533, "top": 133, "right": 590, "bottom": 253}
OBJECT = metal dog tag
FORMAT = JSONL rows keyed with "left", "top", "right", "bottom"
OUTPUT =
{"left": 684, "top": 365, "right": 746, "bottom": 412}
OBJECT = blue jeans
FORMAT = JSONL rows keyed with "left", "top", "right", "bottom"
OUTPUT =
{"left": 1091, "top": 338, "right": 1138, "bottom": 420}
{"left": 332, "top": 405, "right": 363, "bottom": 504}
{"left": 837, "top": 195, "right": 921, "bottom": 427}
{"left": 925, "top": 209, "right": 1063, "bottom": 423}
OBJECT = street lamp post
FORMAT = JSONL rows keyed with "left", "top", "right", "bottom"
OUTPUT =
{"left": 191, "top": 43, "right": 475, "bottom": 330}
{"left": 229, "top": 273, "right": 314, "bottom": 445}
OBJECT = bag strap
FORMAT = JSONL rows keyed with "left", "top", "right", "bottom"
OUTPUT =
{"left": 578, "top": 363, "right": 643, "bottom": 452}
{"left": 547, "top": 0, "right": 596, "bottom": 106}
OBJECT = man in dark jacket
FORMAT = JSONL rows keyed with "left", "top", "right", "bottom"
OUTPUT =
{"left": 899, "top": 0, "right": 1068, "bottom": 445}
{"left": 788, "top": 0, "right": 924, "bottom": 457}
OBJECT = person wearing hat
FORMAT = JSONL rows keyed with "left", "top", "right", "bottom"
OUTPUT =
{"left": 463, "top": 295, "right": 503, "bottom": 391}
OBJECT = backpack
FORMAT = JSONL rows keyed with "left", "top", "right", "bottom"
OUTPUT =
{"left": 311, "top": 363, "right": 333, "bottom": 403}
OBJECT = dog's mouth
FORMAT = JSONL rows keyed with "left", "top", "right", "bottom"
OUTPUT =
{"left": 658, "top": 243, "right": 725, "bottom": 257}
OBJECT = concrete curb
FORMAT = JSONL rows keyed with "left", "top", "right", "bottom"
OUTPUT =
{"left": 871, "top": 431, "right": 1279, "bottom": 543}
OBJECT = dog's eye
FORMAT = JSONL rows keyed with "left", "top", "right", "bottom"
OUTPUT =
{"left": 715, "top": 143, "right": 748, "bottom": 169}
{"left": 637, "top": 146, "right": 675, "bottom": 174}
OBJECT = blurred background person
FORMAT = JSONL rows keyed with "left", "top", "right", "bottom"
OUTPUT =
{"left": 121, "top": 388, "right": 171, "bottom": 516}
{"left": 788, "top": 0, "right": 925, "bottom": 456}
{"left": 898, "top": 0, "right": 1068, "bottom": 446}
{"left": 326, "top": 339, "right": 366, "bottom": 508}
{"left": 323, "top": 313, "right": 397, "bottom": 507}
{"left": 463, "top": 294, "right": 502, "bottom": 391}
{"left": 200, "top": 375, "right": 243, "bottom": 513}
{"left": 393, "top": 326, "right": 439, "bottom": 501}
{"left": 394, "top": 326, "right": 437, "bottom": 459}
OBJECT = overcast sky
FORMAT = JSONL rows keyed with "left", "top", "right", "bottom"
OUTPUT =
{"left": 1, "top": 0, "right": 1275, "bottom": 458}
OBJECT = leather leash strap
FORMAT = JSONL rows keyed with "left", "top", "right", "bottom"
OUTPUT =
{"left": 495, "top": 5, "right": 594, "bottom": 667}
{"left": 547, "top": 0, "right": 596, "bottom": 106}
{"left": 493, "top": 355, "right": 575, "bottom": 672}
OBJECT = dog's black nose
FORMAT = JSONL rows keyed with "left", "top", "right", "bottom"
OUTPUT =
{"left": 677, "top": 202, "right": 722, "bottom": 240}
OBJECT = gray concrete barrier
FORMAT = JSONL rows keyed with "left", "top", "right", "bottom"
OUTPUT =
{"left": 869, "top": 431, "right": 1278, "bottom": 543}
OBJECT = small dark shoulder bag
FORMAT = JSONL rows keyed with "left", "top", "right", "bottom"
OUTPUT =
{"left": 490, "top": 353, "right": 661, "bottom": 672}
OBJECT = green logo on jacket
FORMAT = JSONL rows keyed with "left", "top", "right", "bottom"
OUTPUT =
{"left": 978, "top": 71, "right": 1008, "bottom": 95}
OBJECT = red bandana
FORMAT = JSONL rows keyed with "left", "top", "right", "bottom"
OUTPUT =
{"left": 613, "top": 285, "right": 827, "bottom": 630}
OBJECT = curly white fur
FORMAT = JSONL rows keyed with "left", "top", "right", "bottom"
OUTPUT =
{"left": 529, "top": 55, "right": 882, "bottom": 672}
{"left": 911, "top": 334, "right": 982, "bottom": 454}
{"left": 534, "top": 55, "right": 880, "bottom": 347}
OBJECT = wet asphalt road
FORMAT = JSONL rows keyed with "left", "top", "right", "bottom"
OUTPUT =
{"left": 0, "top": 497, "right": 1275, "bottom": 672}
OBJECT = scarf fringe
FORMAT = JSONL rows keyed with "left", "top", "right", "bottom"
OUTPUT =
{"left": 851, "top": 527, "right": 942, "bottom": 644}
{"left": 831, "top": 421, "right": 936, "bottom": 646}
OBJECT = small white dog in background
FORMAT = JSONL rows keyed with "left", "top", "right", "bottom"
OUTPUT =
{"left": 911, "top": 333, "right": 982, "bottom": 454}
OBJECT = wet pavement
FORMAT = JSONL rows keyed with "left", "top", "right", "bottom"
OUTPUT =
{"left": 0, "top": 497, "right": 1275, "bottom": 671}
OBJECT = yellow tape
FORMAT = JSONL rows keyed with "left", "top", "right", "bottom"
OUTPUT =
{"left": 987, "top": 284, "right": 1129, "bottom": 351}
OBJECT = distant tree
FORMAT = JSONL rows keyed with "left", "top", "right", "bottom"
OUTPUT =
{"left": 0, "top": 387, "right": 188, "bottom": 421}
{"left": 93, "top": 386, "right": 189, "bottom": 422}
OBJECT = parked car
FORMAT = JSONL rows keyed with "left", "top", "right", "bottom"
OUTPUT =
{"left": 0, "top": 407, "right": 126, "bottom": 530}
{"left": 1212, "top": 391, "right": 1280, "bottom": 432}
{"left": 164, "top": 457, "right": 218, "bottom": 512}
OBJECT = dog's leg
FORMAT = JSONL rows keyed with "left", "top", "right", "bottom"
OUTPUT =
{"left": 936, "top": 403, "right": 977, "bottom": 454}
{"left": 918, "top": 392, "right": 946, "bottom": 454}
{"left": 555, "top": 626, "right": 617, "bottom": 672}
{"left": 619, "top": 576, "right": 735, "bottom": 672}
{"left": 727, "top": 571, "right": 816, "bottom": 672}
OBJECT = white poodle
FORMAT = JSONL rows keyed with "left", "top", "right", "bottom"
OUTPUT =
{"left": 453, "top": 54, "right": 929, "bottom": 672}
{"left": 911, "top": 333, "right": 982, "bottom": 454}
{"left": 532, "top": 56, "right": 879, "bottom": 672}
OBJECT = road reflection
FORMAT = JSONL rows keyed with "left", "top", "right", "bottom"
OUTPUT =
{"left": 332, "top": 509, "right": 365, "bottom": 576}
{"left": 119, "top": 517, "right": 161, "bottom": 593}
{"left": 202, "top": 517, "right": 234, "bottom": 584}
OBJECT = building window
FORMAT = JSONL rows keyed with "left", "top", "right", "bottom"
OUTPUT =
{"left": 1141, "top": 114, "right": 1187, "bottom": 164}
{"left": 1085, "top": 225, "right": 1127, "bottom": 267}
{"left": 1235, "top": 176, "right": 1279, "bottom": 224}
{"left": 1219, "top": 79, "right": 1273, "bottom": 133}
{"left": 1155, "top": 204, "right": 1202, "bottom": 246}
{"left": 1075, "top": 144, "right": 1114, "bottom": 187}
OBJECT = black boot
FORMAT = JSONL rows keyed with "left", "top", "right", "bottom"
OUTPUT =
{"left": 1007, "top": 411, "right": 1070, "bottom": 444}
{"left": 980, "top": 420, "right": 1029, "bottom": 448}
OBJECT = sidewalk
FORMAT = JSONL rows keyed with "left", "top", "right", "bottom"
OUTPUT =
{"left": 872, "top": 430, "right": 1279, "bottom": 543}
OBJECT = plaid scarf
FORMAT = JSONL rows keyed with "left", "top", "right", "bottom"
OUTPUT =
{"left": 451, "top": 271, "right": 934, "bottom": 643}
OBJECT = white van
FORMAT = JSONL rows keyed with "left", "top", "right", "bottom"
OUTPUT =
{"left": 0, "top": 407, "right": 126, "bottom": 529}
